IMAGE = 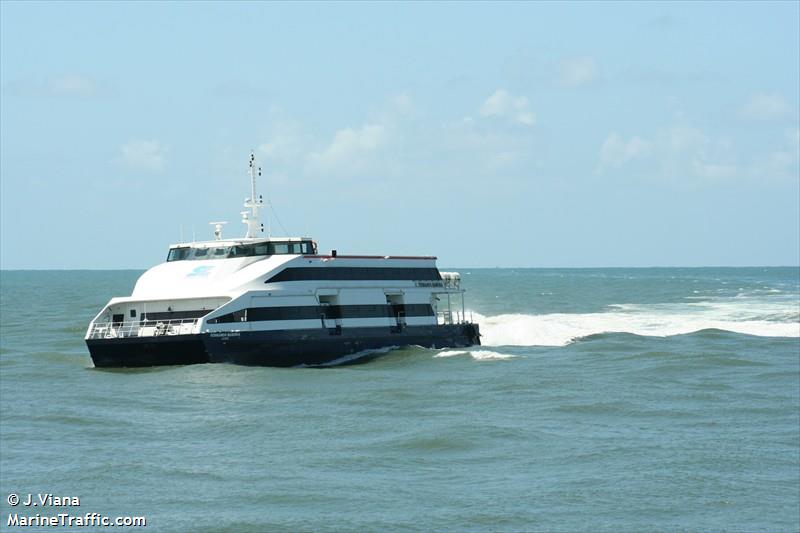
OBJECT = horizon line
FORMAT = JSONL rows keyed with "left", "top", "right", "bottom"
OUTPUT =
{"left": 1, "top": 265, "right": 799, "bottom": 272}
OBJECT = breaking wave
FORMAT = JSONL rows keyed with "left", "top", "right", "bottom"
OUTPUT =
{"left": 435, "top": 349, "right": 516, "bottom": 361}
{"left": 473, "top": 297, "right": 800, "bottom": 347}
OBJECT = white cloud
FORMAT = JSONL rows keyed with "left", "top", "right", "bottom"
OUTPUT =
{"left": 389, "top": 92, "right": 415, "bottom": 116}
{"left": 257, "top": 95, "right": 421, "bottom": 179}
{"left": 308, "top": 124, "right": 386, "bottom": 172}
{"left": 598, "top": 125, "right": 743, "bottom": 183}
{"left": 692, "top": 161, "right": 738, "bottom": 180}
{"left": 657, "top": 125, "right": 738, "bottom": 182}
{"left": 559, "top": 56, "right": 598, "bottom": 88}
{"left": 120, "top": 140, "right": 167, "bottom": 173}
{"left": 212, "top": 80, "right": 271, "bottom": 100}
{"left": 440, "top": 115, "right": 534, "bottom": 173}
{"left": 50, "top": 74, "right": 97, "bottom": 97}
{"left": 258, "top": 137, "right": 293, "bottom": 159}
{"left": 599, "top": 133, "right": 652, "bottom": 168}
{"left": 4, "top": 73, "right": 101, "bottom": 98}
{"left": 253, "top": 91, "right": 542, "bottom": 181}
{"left": 664, "top": 124, "right": 708, "bottom": 153}
{"left": 480, "top": 89, "right": 535, "bottom": 126}
{"left": 257, "top": 120, "right": 307, "bottom": 164}
{"left": 740, "top": 93, "right": 790, "bottom": 120}
{"left": 647, "top": 14, "right": 678, "bottom": 29}
{"left": 748, "top": 127, "right": 800, "bottom": 180}
{"left": 661, "top": 126, "right": 744, "bottom": 181}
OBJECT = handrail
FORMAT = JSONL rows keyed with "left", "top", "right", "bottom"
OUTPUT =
{"left": 87, "top": 318, "right": 200, "bottom": 339}
{"left": 437, "top": 310, "right": 468, "bottom": 325}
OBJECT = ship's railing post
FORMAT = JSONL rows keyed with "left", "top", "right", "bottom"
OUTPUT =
{"left": 447, "top": 292, "right": 452, "bottom": 324}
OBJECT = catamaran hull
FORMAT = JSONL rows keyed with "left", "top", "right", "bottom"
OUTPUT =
{"left": 86, "top": 324, "right": 481, "bottom": 368}
{"left": 87, "top": 334, "right": 209, "bottom": 368}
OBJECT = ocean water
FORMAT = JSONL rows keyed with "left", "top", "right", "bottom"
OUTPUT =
{"left": 1, "top": 268, "right": 798, "bottom": 532}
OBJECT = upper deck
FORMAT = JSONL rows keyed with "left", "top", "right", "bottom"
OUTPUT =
{"left": 131, "top": 237, "right": 443, "bottom": 300}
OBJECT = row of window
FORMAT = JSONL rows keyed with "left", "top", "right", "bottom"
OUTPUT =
{"left": 111, "top": 309, "right": 211, "bottom": 325}
{"left": 167, "top": 241, "right": 316, "bottom": 262}
{"left": 208, "top": 304, "right": 435, "bottom": 324}
{"left": 266, "top": 267, "right": 442, "bottom": 283}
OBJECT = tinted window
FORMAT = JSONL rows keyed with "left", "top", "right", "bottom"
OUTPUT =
{"left": 166, "top": 241, "right": 317, "bottom": 261}
{"left": 167, "top": 247, "right": 190, "bottom": 262}
{"left": 229, "top": 245, "right": 253, "bottom": 257}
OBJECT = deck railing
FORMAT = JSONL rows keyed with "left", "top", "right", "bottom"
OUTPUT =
{"left": 437, "top": 311, "right": 452, "bottom": 325}
{"left": 438, "top": 311, "right": 472, "bottom": 325}
{"left": 87, "top": 318, "right": 200, "bottom": 339}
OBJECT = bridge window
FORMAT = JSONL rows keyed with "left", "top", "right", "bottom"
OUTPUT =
{"left": 166, "top": 241, "right": 315, "bottom": 262}
{"left": 167, "top": 247, "right": 191, "bottom": 262}
{"left": 229, "top": 245, "right": 254, "bottom": 257}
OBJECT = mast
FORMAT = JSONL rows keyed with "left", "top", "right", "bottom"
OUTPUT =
{"left": 242, "top": 151, "right": 265, "bottom": 238}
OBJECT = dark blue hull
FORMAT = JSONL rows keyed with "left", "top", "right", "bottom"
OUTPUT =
{"left": 87, "top": 334, "right": 209, "bottom": 368}
{"left": 86, "top": 324, "right": 481, "bottom": 368}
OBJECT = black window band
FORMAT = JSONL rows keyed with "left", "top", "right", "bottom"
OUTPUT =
{"left": 266, "top": 267, "right": 441, "bottom": 283}
{"left": 141, "top": 310, "right": 212, "bottom": 322}
{"left": 208, "top": 304, "right": 434, "bottom": 324}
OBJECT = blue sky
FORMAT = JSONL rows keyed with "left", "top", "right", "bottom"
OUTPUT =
{"left": 1, "top": 1, "right": 798, "bottom": 269}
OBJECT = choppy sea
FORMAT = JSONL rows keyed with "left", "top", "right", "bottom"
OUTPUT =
{"left": 1, "top": 268, "right": 798, "bottom": 532}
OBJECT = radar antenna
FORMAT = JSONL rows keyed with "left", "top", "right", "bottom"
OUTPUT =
{"left": 209, "top": 221, "right": 228, "bottom": 240}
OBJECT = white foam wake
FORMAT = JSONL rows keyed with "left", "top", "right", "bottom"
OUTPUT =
{"left": 472, "top": 298, "right": 800, "bottom": 348}
{"left": 435, "top": 349, "right": 516, "bottom": 361}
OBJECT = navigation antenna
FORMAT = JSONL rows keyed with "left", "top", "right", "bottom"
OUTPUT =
{"left": 241, "top": 151, "right": 266, "bottom": 238}
{"left": 209, "top": 221, "right": 228, "bottom": 240}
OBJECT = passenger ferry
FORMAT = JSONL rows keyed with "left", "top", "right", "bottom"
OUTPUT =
{"left": 85, "top": 153, "right": 480, "bottom": 367}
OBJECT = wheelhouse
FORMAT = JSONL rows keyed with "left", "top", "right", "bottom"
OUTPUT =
{"left": 166, "top": 239, "right": 317, "bottom": 262}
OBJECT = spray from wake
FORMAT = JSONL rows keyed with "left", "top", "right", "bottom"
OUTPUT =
{"left": 473, "top": 298, "right": 800, "bottom": 347}
{"left": 435, "top": 349, "right": 516, "bottom": 361}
